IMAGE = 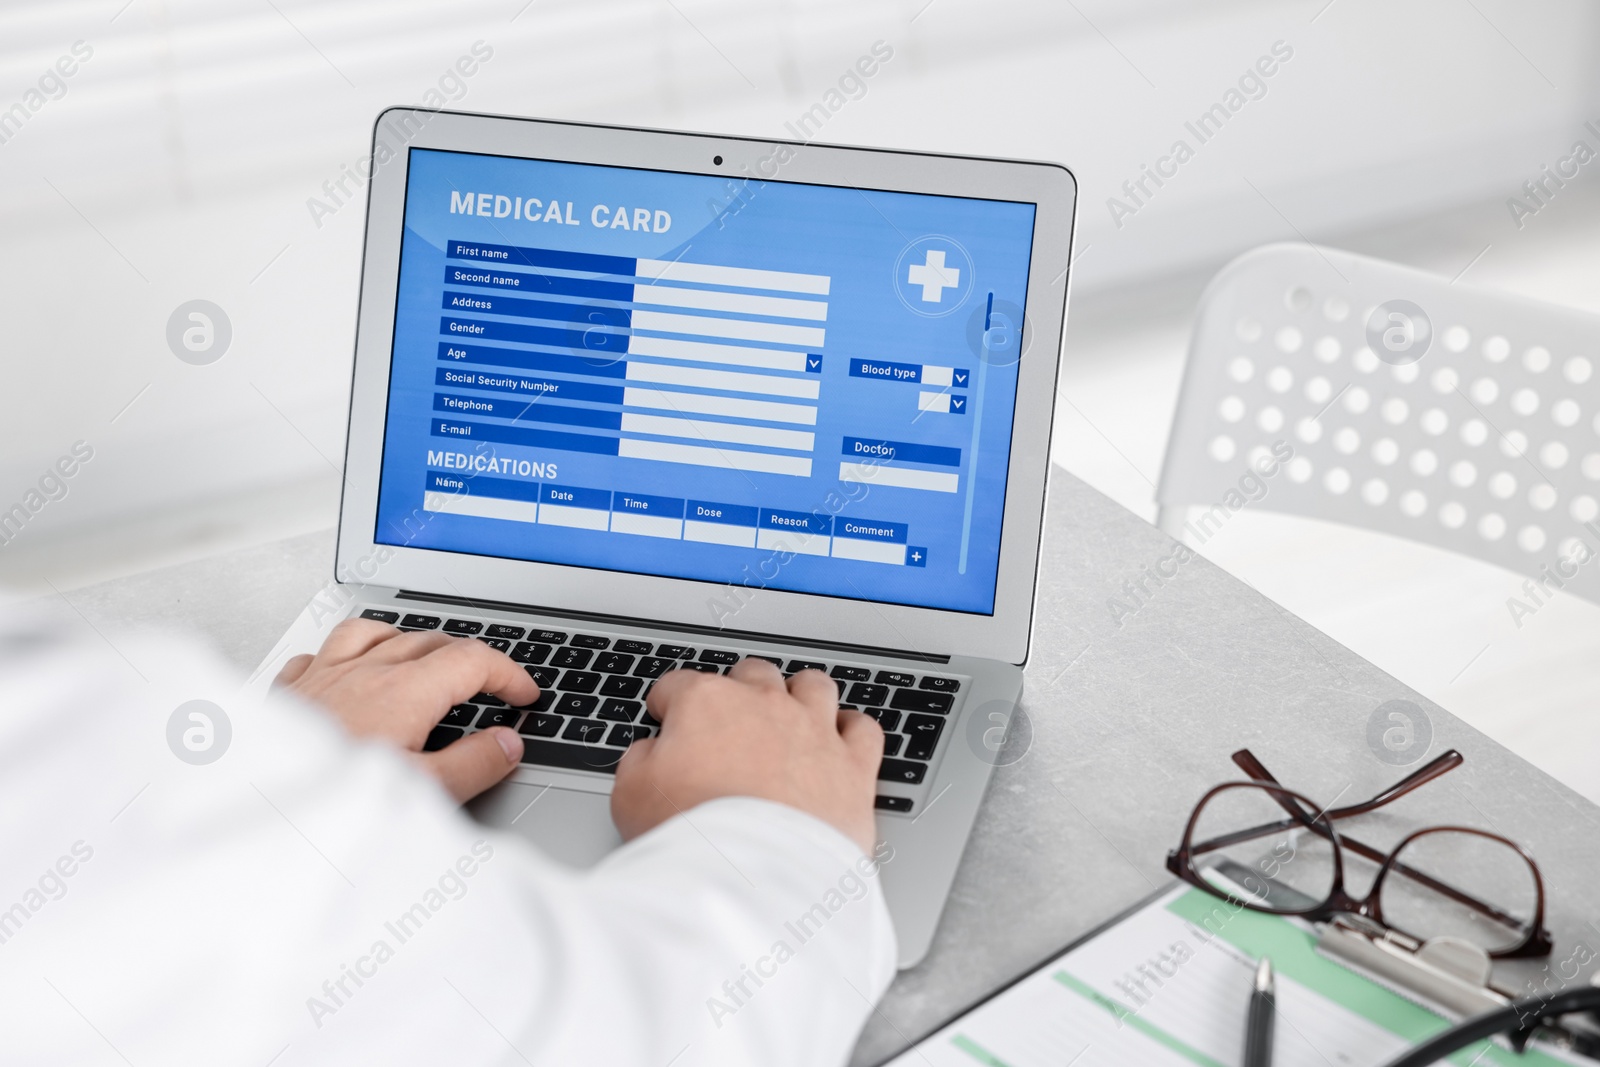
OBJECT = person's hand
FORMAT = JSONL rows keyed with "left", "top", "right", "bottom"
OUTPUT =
{"left": 611, "top": 658, "right": 884, "bottom": 855}
{"left": 273, "top": 619, "right": 538, "bottom": 802}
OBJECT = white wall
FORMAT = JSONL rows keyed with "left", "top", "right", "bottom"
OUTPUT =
{"left": 1, "top": 0, "right": 1596, "bottom": 582}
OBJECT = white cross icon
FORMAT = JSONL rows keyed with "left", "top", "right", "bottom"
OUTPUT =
{"left": 910, "top": 550, "right": 923, "bottom": 562}
{"left": 906, "top": 249, "right": 960, "bottom": 302}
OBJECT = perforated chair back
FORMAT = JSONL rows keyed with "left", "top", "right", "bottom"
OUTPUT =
{"left": 1157, "top": 243, "right": 1600, "bottom": 604}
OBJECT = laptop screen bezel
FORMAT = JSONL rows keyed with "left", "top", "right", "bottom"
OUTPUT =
{"left": 336, "top": 109, "right": 1076, "bottom": 664}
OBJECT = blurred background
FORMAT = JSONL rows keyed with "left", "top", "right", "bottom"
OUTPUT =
{"left": 1, "top": 0, "right": 1597, "bottom": 797}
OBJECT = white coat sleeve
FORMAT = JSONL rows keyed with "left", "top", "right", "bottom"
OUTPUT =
{"left": 0, "top": 607, "right": 898, "bottom": 1067}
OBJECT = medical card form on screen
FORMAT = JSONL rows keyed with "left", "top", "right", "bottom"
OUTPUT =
{"left": 373, "top": 147, "right": 1037, "bottom": 615}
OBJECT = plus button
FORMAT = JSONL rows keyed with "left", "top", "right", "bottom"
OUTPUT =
{"left": 906, "top": 250, "right": 961, "bottom": 302}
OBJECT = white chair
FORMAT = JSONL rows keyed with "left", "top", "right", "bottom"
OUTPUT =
{"left": 1156, "top": 243, "right": 1600, "bottom": 605}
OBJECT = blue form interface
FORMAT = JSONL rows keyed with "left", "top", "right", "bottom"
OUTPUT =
{"left": 374, "top": 147, "right": 1037, "bottom": 616}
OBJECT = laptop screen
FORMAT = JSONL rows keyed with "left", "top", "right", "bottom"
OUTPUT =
{"left": 374, "top": 147, "right": 1037, "bottom": 616}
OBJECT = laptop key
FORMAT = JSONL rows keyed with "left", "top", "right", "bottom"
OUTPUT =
{"left": 472, "top": 692, "right": 506, "bottom": 706}
{"left": 519, "top": 739, "right": 623, "bottom": 773}
{"left": 890, "top": 689, "right": 953, "bottom": 714}
{"left": 359, "top": 609, "right": 399, "bottom": 624}
{"left": 699, "top": 649, "right": 740, "bottom": 665}
{"left": 864, "top": 707, "right": 901, "bottom": 731}
{"left": 847, "top": 683, "right": 889, "bottom": 706}
{"left": 903, "top": 714, "right": 945, "bottom": 760}
{"left": 830, "top": 665, "right": 871, "bottom": 681}
{"left": 563, "top": 719, "right": 607, "bottom": 744}
{"left": 594, "top": 652, "right": 635, "bottom": 674}
{"left": 515, "top": 690, "right": 557, "bottom": 713}
{"left": 640, "top": 709, "right": 661, "bottom": 728}
{"left": 655, "top": 644, "right": 695, "bottom": 659}
{"left": 554, "top": 693, "right": 598, "bottom": 717}
{"left": 919, "top": 676, "right": 961, "bottom": 692}
{"left": 678, "top": 662, "right": 719, "bottom": 674}
{"left": 423, "top": 725, "right": 463, "bottom": 752}
{"left": 614, "top": 639, "right": 653, "bottom": 655}
{"left": 571, "top": 634, "right": 610, "bottom": 649}
{"left": 476, "top": 707, "right": 520, "bottom": 729}
{"left": 878, "top": 758, "right": 927, "bottom": 785}
{"left": 786, "top": 660, "right": 827, "bottom": 674}
{"left": 518, "top": 713, "right": 562, "bottom": 738}
{"left": 558, "top": 670, "right": 602, "bottom": 694}
{"left": 874, "top": 795, "right": 914, "bottom": 813}
{"left": 476, "top": 637, "right": 511, "bottom": 652}
{"left": 551, "top": 647, "right": 593, "bottom": 670}
{"left": 875, "top": 671, "right": 915, "bottom": 687}
{"left": 400, "top": 614, "right": 441, "bottom": 630}
{"left": 882, "top": 733, "right": 904, "bottom": 758}
{"left": 598, "top": 698, "right": 642, "bottom": 722}
{"left": 528, "top": 629, "right": 568, "bottom": 644}
{"left": 442, "top": 704, "right": 477, "bottom": 727}
{"left": 511, "top": 642, "right": 552, "bottom": 665}
{"left": 606, "top": 724, "right": 651, "bottom": 747}
{"left": 443, "top": 619, "right": 483, "bottom": 635}
{"left": 600, "top": 675, "right": 644, "bottom": 699}
{"left": 485, "top": 624, "right": 525, "bottom": 640}
{"left": 525, "top": 666, "right": 560, "bottom": 689}
{"left": 633, "top": 656, "right": 674, "bottom": 678}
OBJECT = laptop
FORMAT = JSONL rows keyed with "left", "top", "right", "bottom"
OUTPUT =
{"left": 257, "top": 109, "right": 1076, "bottom": 968}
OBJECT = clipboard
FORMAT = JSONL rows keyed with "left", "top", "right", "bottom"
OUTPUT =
{"left": 874, "top": 879, "right": 1596, "bottom": 1067}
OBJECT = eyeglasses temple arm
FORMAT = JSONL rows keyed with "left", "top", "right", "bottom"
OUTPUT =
{"left": 1327, "top": 750, "right": 1465, "bottom": 818}
{"left": 1230, "top": 750, "right": 1325, "bottom": 828}
{"left": 1231, "top": 748, "right": 1466, "bottom": 821}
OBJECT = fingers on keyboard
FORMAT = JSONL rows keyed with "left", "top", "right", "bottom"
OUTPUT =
{"left": 360, "top": 609, "right": 960, "bottom": 795}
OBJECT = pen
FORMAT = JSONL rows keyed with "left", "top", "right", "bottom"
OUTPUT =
{"left": 1245, "top": 956, "right": 1275, "bottom": 1067}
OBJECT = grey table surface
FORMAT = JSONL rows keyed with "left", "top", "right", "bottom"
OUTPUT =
{"left": 63, "top": 468, "right": 1600, "bottom": 1065}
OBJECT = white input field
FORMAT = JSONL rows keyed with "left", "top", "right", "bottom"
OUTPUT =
{"left": 423, "top": 491, "right": 539, "bottom": 524}
{"left": 684, "top": 520, "right": 757, "bottom": 548}
{"left": 921, "top": 365, "right": 953, "bottom": 387}
{"left": 917, "top": 391, "right": 952, "bottom": 413}
{"left": 620, "top": 437, "right": 813, "bottom": 477}
{"left": 623, "top": 387, "right": 817, "bottom": 425}
{"left": 636, "top": 258, "right": 830, "bottom": 296}
{"left": 830, "top": 538, "right": 906, "bottom": 565}
{"left": 538, "top": 504, "right": 610, "bottom": 530}
{"left": 838, "top": 461, "right": 959, "bottom": 493}
{"left": 632, "top": 309, "right": 824, "bottom": 349}
{"left": 625, "top": 361, "right": 821, "bottom": 400}
{"left": 628, "top": 334, "right": 809, "bottom": 373}
{"left": 610, "top": 511, "right": 683, "bottom": 540}
{"left": 632, "top": 284, "right": 827, "bottom": 322}
{"left": 756, "top": 528, "right": 830, "bottom": 556}
{"left": 620, "top": 412, "right": 814, "bottom": 452}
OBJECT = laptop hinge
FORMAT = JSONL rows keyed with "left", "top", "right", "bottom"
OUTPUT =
{"left": 392, "top": 589, "right": 952, "bottom": 664}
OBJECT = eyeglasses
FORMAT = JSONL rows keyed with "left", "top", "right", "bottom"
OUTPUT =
{"left": 1165, "top": 747, "right": 1552, "bottom": 959}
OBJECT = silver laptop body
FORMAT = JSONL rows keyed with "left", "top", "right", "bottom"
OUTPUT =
{"left": 263, "top": 110, "right": 1076, "bottom": 967}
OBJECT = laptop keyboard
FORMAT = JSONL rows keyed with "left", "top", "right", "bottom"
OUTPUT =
{"left": 359, "top": 607, "right": 960, "bottom": 814}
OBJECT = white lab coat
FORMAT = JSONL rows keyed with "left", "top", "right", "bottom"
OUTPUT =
{"left": 0, "top": 609, "right": 897, "bottom": 1065}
